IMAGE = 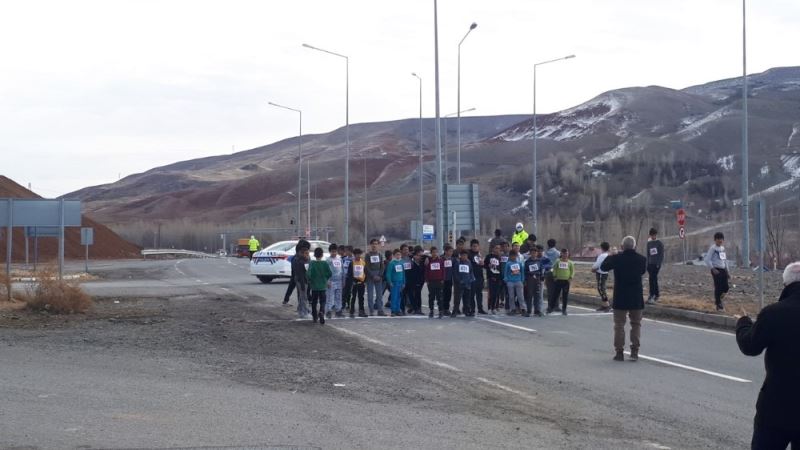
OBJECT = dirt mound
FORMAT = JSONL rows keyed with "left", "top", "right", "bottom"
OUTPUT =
{"left": 0, "top": 176, "right": 141, "bottom": 261}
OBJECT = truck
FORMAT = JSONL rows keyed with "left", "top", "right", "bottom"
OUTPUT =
{"left": 236, "top": 238, "right": 251, "bottom": 258}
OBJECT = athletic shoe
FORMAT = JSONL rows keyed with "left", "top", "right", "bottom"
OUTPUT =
{"left": 438, "top": 312, "right": 443, "bottom": 319}
{"left": 613, "top": 351, "right": 624, "bottom": 362}
{"left": 478, "top": 309, "right": 488, "bottom": 315}
{"left": 553, "top": 307, "right": 562, "bottom": 313}
{"left": 596, "top": 305, "right": 611, "bottom": 312}
{"left": 629, "top": 349, "right": 639, "bottom": 362}
{"left": 562, "top": 310, "right": 568, "bottom": 316}
{"left": 523, "top": 312, "right": 531, "bottom": 317}
{"left": 534, "top": 312, "right": 544, "bottom": 317}
{"left": 646, "top": 298, "right": 655, "bottom": 305}
{"left": 429, "top": 311, "right": 434, "bottom": 318}
{"left": 358, "top": 311, "right": 368, "bottom": 318}
{"left": 390, "top": 312, "right": 397, "bottom": 317}
{"left": 377, "top": 310, "right": 386, "bottom": 317}
{"left": 319, "top": 313, "right": 325, "bottom": 325}
{"left": 326, "top": 311, "right": 332, "bottom": 319}
{"left": 349, "top": 312, "right": 355, "bottom": 318}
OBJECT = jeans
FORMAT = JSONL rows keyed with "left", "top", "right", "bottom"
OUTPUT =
{"left": 349, "top": 283, "right": 365, "bottom": 313}
{"left": 596, "top": 272, "right": 609, "bottom": 303}
{"left": 751, "top": 420, "right": 800, "bottom": 449}
{"left": 460, "top": 286, "right": 473, "bottom": 314}
{"left": 613, "top": 309, "right": 643, "bottom": 352}
{"left": 647, "top": 264, "right": 660, "bottom": 299}
{"left": 326, "top": 285, "right": 343, "bottom": 312}
{"left": 488, "top": 279, "right": 504, "bottom": 310}
{"left": 390, "top": 282, "right": 405, "bottom": 313}
{"left": 471, "top": 278, "right": 484, "bottom": 312}
{"left": 550, "top": 280, "right": 570, "bottom": 311}
{"left": 428, "top": 282, "right": 443, "bottom": 312}
{"left": 442, "top": 280, "right": 453, "bottom": 312}
{"left": 296, "top": 282, "right": 309, "bottom": 317}
{"left": 506, "top": 281, "right": 525, "bottom": 312}
{"left": 367, "top": 279, "right": 384, "bottom": 313}
{"left": 525, "top": 278, "right": 543, "bottom": 313}
{"left": 310, "top": 290, "right": 327, "bottom": 320}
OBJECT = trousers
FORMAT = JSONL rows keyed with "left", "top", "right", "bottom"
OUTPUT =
{"left": 366, "top": 279, "right": 384, "bottom": 313}
{"left": 596, "top": 272, "right": 609, "bottom": 302}
{"left": 296, "top": 282, "right": 309, "bottom": 317}
{"left": 428, "top": 282, "right": 443, "bottom": 312}
{"left": 442, "top": 280, "right": 453, "bottom": 312}
{"left": 550, "top": 280, "right": 570, "bottom": 311}
{"left": 326, "top": 285, "right": 343, "bottom": 311}
{"left": 390, "top": 282, "right": 405, "bottom": 313}
{"left": 310, "top": 290, "right": 327, "bottom": 320}
{"left": 349, "top": 283, "right": 365, "bottom": 313}
{"left": 712, "top": 269, "right": 730, "bottom": 305}
{"left": 488, "top": 279, "right": 504, "bottom": 310}
{"left": 751, "top": 420, "right": 800, "bottom": 449}
{"left": 647, "top": 264, "right": 660, "bottom": 298}
{"left": 506, "top": 281, "right": 525, "bottom": 312}
{"left": 613, "top": 309, "right": 643, "bottom": 352}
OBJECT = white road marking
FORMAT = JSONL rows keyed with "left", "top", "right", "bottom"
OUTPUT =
{"left": 571, "top": 305, "right": 735, "bottom": 336}
{"left": 475, "top": 377, "right": 538, "bottom": 402}
{"left": 625, "top": 352, "right": 751, "bottom": 383}
{"left": 477, "top": 318, "right": 536, "bottom": 333}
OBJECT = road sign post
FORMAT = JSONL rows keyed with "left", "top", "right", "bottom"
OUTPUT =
{"left": 755, "top": 199, "right": 766, "bottom": 310}
{"left": 677, "top": 208, "right": 687, "bottom": 264}
{"left": 422, "top": 224, "right": 434, "bottom": 242}
{"left": 81, "top": 227, "right": 94, "bottom": 273}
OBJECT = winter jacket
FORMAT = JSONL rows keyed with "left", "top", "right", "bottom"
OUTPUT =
{"left": 425, "top": 257, "right": 446, "bottom": 284}
{"left": 524, "top": 257, "right": 552, "bottom": 282}
{"left": 385, "top": 259, "right": 406, "bottom": 286}
{"left": 407, "top": 259, "right": 424, "bottom": 287}
{"left": 704, "top": 245, "right": 729, "bottom": 270}
{"left": 469, "top": 250, "right": 484, "bottom": 281}
{"left": 327, "top": 255, "right": 344, "bottom": 287}
{"left": 736, "top": 282, "right": 800, "bottom": 431}
{"left": 553, "top": 259, "right": 575, "bottom": 281}
{"left": 484, "top": 254, "right": 503, "bottom": 282}
{"left": 544, "top": 247, "right": 561, "bottom": 270}
{"left": 503, "top": 258, "right": 524, "bottom": 283}
{"left": 342, "top": 257, "right": 353, "bottom": 286}
{"left": 291, "top": 254, "right": 308, "bottom": 286}
{"left": 443, "top": 255, "right": 456, "bottom": 282}
{"left": 600, "top": 249, "right": 647, "bottom": 310}
{"left": 365, "top": 251, "right": 384, "bottom": 282}
{"left": 646, "top": 239, "right": 664, "bottom": 266}
{"left": 511, "top": 230, "right": 528, "bottom": 246}
{"left": 307, "top": 259, "right": 332, "bottom": 291}
{"left": 455, "top": 259, "right": 476, "bottom": 288}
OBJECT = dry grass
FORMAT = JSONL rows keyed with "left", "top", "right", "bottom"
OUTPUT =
{"left": 23, "top": 268, "right": 93, "bottom": 314}
{"left": 0, "top": 272, "right": 10, "bottom": 302}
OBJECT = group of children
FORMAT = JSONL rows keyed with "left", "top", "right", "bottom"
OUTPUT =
{"left": 289, "top": 232, "right": 579, "bottom": 325}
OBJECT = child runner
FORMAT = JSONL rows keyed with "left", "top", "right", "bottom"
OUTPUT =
{"left": 349, "top": 248, "right": 368, "bottom": 318}
{"left": 408, "top": 248, "right": 425, "bottom": 315}
{"left": 341, "top": 246, "right": 354, "bottom": 312}
{"left": 307, "top": 247, "right": 332, "bottom": 324}
{"left": 442, "top": 244, "right": 455, "bottom": 316}
{"left": 550, "top": 248, "right": 575, "bottom": 316}
{"left": 646, "top": 228, "right": 664, "bottom": 304}
{"left": 425, "top": 246, "right": 446, "bottom": 318}
{"left": 456, "top": 250, "right": 476, "bottom": 316}
{"left": 500, "top": 241, "right": 511, "bottom": 310}
{"left": 485, "top": 244, "right": 503, "bottom": 315}
{"left": 704, "top": 232, "right": 730, "bottom": 311}
{"left": 469, "top": 239, "right": 487, "bottom": 315}
{"left": 524, "top": 245, "right": 551, "bottom": 317}
{"left": 385, "top": 249, "right": 406, "bottom": 317}
{"left": 365, "top": 239, "right": 386, "bottom": 316}
{"left": 544, "top": 239, "right": 561, "bottom": 312}
{"left": 592, "top": 241, "right": 611, "bottom": 312}
{"left": 452, "top": 238, "right": 467, "bottom": 316}
{"left": 291, "top": 246, "right": 311, "bottom": 318}
{"left": 326, "top": 244, "right": 344, "bottom": 318}
{"left": 504, "top": 250, "right": 525, "bottom": 315}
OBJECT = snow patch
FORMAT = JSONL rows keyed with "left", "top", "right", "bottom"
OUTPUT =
{"left": 788, "top": 124, "right": 800, "bottom": 148}
{"left": 717, "top": 155, "right": 735, "bottom": 171}
{"left": 586, "top": 142, "right": 633, "bottom": 167}
{"left": 679, "top": 107, "right": 732, "bottom": 141}
{"left": 760, "top": 164, "right": 770, "bottom": 178}
{"left": 782, "top": 154, "right": 800, "bottom": 177}
{"left": 511, "top": 199, "right": 529, "bottom": 214}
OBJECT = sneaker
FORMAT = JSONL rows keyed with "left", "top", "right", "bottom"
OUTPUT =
{"left": 326, "top": 311, "right": 333, "bottom": 319}
{"left": 562, "top": 310, "right": 568, "bottom": 316}
{"left": 282, "top": 300, "right": 290, "bottom": 305}
{"left": 429, "top": 311, "right": 434, "bottom": 318}
{"left": 716, "top": 304, "right": 725, "bottom": 312}
{"left": 358, "top": 311, "right": 368, "bottom": 318}
{"left": 438, "top": 312, "right": 443, "bottom": 319}
{"left": 553, "top": 307, "right": 563, "bottom": 313}
{"left": 335, "top": 311, "right": 344, "bottom": 318}
{"left": 377, "top": 310, "right": 386, "bottom": 317}
{"left": 646, "top": 298, "right": 655, "bottom": 305}
{"left": 313, "top": 315, "right": 318, "bottom": 323}
{"left": 654, "top": 296, "right": 660, "bottom": 302}
{"left": 319, "top": 313, "right": 325, "bottom": 325}
{"left": 629, "top": 349, "right": 639, "bottom": 362}
{"left": 450, "top": 311, "right": 459, "bottom": 318}
{"left": 613, "top": 351, "right": 624, "bottom": 362}
{"left": 478, "top": 309, "right": 488, "bottom": 315}
{"left": 390, "top": 312, "right": 396, "bottom": 317}
{"left": 535, "top": 312, "right": 544, "bottom": 317}
{"left": 349, "top": 312, "right": 355, "bottom": 318}
{"left": 596, "top": 305, "right": 610, "bottom": 312}
{"left": 524, "top": 312, "right": 531, "bottom": 317}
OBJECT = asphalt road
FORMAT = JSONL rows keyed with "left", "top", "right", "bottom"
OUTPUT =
{"left": 0, "top": 257, "right": 764, "bottom": 449}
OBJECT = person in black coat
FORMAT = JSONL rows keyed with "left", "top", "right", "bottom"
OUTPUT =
{"left": 736, "top": 262, "right": 800, "bottom": 450}
{"left": 600, "top": 235, "right": 647, "bottom": 362}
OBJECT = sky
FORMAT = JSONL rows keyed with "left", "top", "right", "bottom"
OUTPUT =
{"left": 1, "top": 0, "right": 799, "bottom": 197}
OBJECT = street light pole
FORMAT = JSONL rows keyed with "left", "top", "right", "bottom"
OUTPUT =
{"left": 412, "top": 72, "right": 424, "bottom": 244}
{"left": 457, "top": 22, "right": 477, "bottom": 184}
{"left": 268, "top": 101, "right": 302, "bottom": 237}
{"left": 532, "top": 54, "right": 575, "bottom": 236}
{"left": 433, "top": 0, "right": 444, "bottom": 249}
{"left": 444, "top": 108, "right": 476, "bottom": 185}
{"left": 303, "top": 43, "right": 350, "bottom": 244}
{"left": 741, "top": 0, "right": 750, "bottom": 267}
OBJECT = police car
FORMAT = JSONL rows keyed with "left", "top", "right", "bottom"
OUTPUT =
{"left": 249, "top": 240, "right": 331, "bottom": 283}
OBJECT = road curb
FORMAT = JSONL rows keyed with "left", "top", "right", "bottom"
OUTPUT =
{"left": 570, "top": 293, "right": 738, "bottom": 330}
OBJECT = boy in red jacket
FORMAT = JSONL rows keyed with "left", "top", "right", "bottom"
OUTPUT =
{"left": 425, "top": 246, "right": 446, "bottom": 319}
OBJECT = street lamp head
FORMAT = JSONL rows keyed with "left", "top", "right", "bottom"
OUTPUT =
{"left": 470, "top": 22, "right": 478, "bottom": 30}
{"left": 411, "top": 72, "right": 417, "bottom": 77}
{"left": 565, "top": 54, "right": 576, "bottom": 59}
{"left": 302, "top": 43, "right": 313, "bottom": 49}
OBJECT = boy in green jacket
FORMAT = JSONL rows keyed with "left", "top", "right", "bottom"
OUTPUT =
{"left": 307, "top": 247, "right": 333, "bottom": 324}
{"left": 548, "top": 248, "right": 575, "bottom": 316}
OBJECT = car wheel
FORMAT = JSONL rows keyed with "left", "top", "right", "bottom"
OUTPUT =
{"left": 257, "top": 276, "right": 274, "bottom": 284}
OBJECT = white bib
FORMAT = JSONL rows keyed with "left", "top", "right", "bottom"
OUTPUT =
{"left": 403, "top": 262, "right": 412, "bottom": 270}
{"left": 444, "top": 260, "right": 453, "bottom": 268}
{"left": 370, "top": 255, "right": 380, "bottom": 263}
{"left": 459, "top": 264, "right": 470, "bottom": 273}
{"left": 304, "top": 263, "right": 309, "bottom": 270}
{"left": 473, "top": 255, "right": 481, "bottom": 264}
{"left": 430, "top": 263, "right": 441, "bottom": 271}
{"left": 719, "top": 252, "right": 727, "bottom": 261}
{"left": 490, "top": 258, "right": 499, "bottom": 266}
{"left": 333, "top": 260, "right": 342, "bottom": 269}
{"left": 395, "top": 264, "right": 403, "bottom": 273}
{"left": 510, "top": 263, "right": 520, "bottom": 274}
{"left": 353, "top": 265, "right": 364, "bottom": 277}
{"left": 501, "top": 256, "right": 509, "bottom": 263}
{"left": 529, "top": 263, "right": 539, "bottom": 272}
{"left": 649, "top": 247, "right": 658, "bottom": 256}
{"left": 559, "top": 262, "right": 569, "bottom": 270}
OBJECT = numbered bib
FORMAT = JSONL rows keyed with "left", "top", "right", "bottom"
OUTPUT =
{"left": 510, "top": 263, "right": 520, "bottom": 274}
{"left": 444, "top": 260, "right": 453, "bottom": 268}
{"left": 719, "top": 251, "right": 727, "bottom": 261}
{"left": 490, "top": 258, "right": 499, "bottom": 266}
{"left": 403, "top": 262, "right": 412, "bottom": 270}
{"left": 501, "top": 256, "right": 509, "bottom": 263}
{"left": 649, "top": 247, "right": 658, "bottom": 256}
{"left": 559, "top": 262, "right": 569, "bottom": 270}
{"left": 473, "top": 256, "right": 481, "bottom": 264}
{"left": 395, "top": 264, "right": 403, "bottom": 273}
{"left": 333, "top": 260, "right": 342, "bottom": 269}
{"left": 430, "top": 263, "right": 441, "bottom": 271}
{"left": 528, "top": 263, "right": 539, "bottom": 273}
{"left": 370, "top": 255, "right": 380, "bottom": 263}
{"left": 354, "top": 265, "right": 364, "bottom": 277}
{"left": 304, "top": 263, "right": 309, "bottom": 270}
{"left": 459, "top": 264, "right": 470, "bottom": 273}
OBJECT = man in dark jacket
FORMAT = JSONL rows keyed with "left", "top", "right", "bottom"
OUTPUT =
{"left": 736, "top": 262, "right": 800, "bottom": 449}
{"left": 600, "top": 235, "right": 647, "bottom": 362}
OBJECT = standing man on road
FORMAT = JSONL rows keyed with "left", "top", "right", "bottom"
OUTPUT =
{"left": 705, "top": 232, "right": 730, "bottom": 312}
{"left": 600, "top": 235, "right": 647, "bottom": 362}
{"left": 248, "top": 235, "right": 260, "bottom": 260}
{"left": 364, "top": 239, "right": 386, "bottom": 316}
{"left": 736, "top": 262, "right": 800, "bottom": 449}
{"left": 646, "top": 228, "right": 664, "bottom": 304}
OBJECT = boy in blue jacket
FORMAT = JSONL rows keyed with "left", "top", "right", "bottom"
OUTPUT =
{"left": 524, "top": 245, "right": 552, "bottom": 317}
{"left": 503, "top": 250, "right": 525, "bottom": 316}
{"left": 456, "top": 250, "right": 477, "bottom": 317}
{"left": 385, "top": 249, "right": 406, "bottom": 316}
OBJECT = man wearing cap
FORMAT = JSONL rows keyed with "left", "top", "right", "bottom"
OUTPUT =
{"left": 511, "top": 223, "right": 528, "bottom": 247}
{"left": 736, "top": 262, "right": 800, "bottom": 449}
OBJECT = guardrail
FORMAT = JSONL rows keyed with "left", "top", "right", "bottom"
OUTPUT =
{"left": 141, "top": 249, "right": 219, "bottom": 259}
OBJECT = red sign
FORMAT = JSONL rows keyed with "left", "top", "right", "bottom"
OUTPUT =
{"left": 679, "top": 226, "right": 686, "bottom": 240}
{"left": 676, "top": 208, "right": 686, "bottom": 226}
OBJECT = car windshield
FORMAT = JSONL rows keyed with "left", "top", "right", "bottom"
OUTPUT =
{"left": 265, "top": 242, "right": 296, "bottom": 252}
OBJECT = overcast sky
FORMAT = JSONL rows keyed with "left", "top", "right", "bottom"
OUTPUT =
{"left": 1, "top": 0, "right": 798, "bottom": 197}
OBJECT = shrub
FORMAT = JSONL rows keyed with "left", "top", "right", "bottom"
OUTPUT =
{"left": 0, "top": 272, "right": 10, "bottom": 301}
{"left": 25, "top": 270, "right": 92, "bottom": 314}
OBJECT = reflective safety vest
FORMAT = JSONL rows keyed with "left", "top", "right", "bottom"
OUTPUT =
{"left": 511, "top": 230, "right": 528, "bottom": 246}
{"left": 248, "top": 238, "right": 260, "bottom": 251}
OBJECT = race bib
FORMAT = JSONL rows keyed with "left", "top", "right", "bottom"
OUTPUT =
{"left": 333, "top": 260, "right": 342, "bottom": 269}
{"left": 354, "top": 265, "right": 364, "bottom": 277}
{"left": 490, "top": 258, "right": 499, "bottom": 266}
{"left": 649, "top": 248, "right": 658, "bottom": 256}
{"left": 304, "top": 263, "right": 309, "bottom": 270}
{"left": 403, "top": 262, "right": 412, "bottom": 270}
{"left": 559, "top": 262, "right": 569, "bottom": 270}
{"left": 444, "top": 260, "right": 453, "bottom": 268}
{"left": 501, "top": 256, "right": 509, "bottom": 263}
{"left": 430, "top": 263, "right": 441, "bottom": 271}
{"left": 370, "top": 255, "right": 380, "bottom": 263}
{"left": 510, "top": 263, "right": 520, "bottom": 274}
{"left": 719, "top": 252, "right": 727, "bottom": 261}
{"left": 459, "top": 264, "right": 470, "bottom": 273}
{"left": 528, "top": 263, "right": 539, "bottom": 273}
{"left": 395, "top": 264, "right": 403, "bottom": 273}
{"left": 473, "top": 256, "right": 481, "bottom": 264}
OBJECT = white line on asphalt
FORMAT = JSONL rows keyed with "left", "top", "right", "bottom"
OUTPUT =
{"left": 475, "top": 377, "right": 538, "bottom": 402}
{"left": 332, "top": 326, "right": 462, "bottom": 372}
{"left": 571, "top": 305, "right": 735, "bottom": 336}
{"left": 625, "top": 352, "right": 751, "bottom": 383}
{"left": 477, "top": 318, "right": 536, "bottom": 333}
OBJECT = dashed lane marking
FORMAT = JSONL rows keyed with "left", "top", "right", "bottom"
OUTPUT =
{"left": 570, "top": 305, "right": 735, "bottom": 336}
{"left": 476, "top": 318, "right": 536, "bottom": 333}
{"left": 625, "top": 352, "right": 751, "bottom": 383}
